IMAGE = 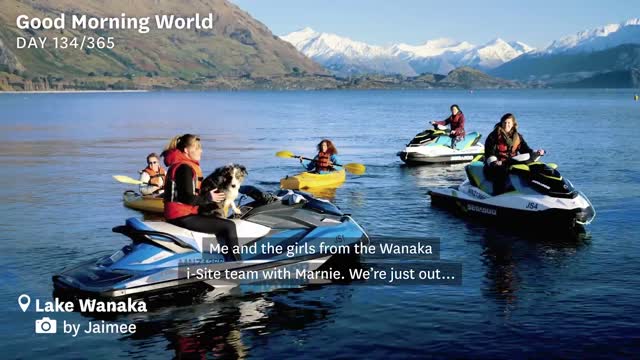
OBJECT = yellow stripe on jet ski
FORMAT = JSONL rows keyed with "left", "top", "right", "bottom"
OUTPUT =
{"left": 510, "top": 164, "right": 530, "bottom": 172}
{"left": 541, "top": 174, "right": 563, "bottom": 181}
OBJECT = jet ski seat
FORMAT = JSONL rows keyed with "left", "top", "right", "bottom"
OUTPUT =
{"left": 465, "top": 161, "right": 494, "bottom": 194}
{"left": 124, "top": 218, "right": 271, "bottom": 253}
{"left": 433, "top": 132, "right": 481, "bottom": 150}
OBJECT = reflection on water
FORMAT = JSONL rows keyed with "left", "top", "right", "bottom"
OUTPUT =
{"left": 1, "top": 90, "right": 639, "bottom": 358}
{"left": 118, "top": 287, "right": 346, "bottom": 359}
{"left": 476, "top": 225, "right": 590, "bottom": 317}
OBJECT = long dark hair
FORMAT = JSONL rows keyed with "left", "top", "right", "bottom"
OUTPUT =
{"left": 317, "top": 139, "right": 338, "bottom": 155}
{"left": 498, "top": 113, "right": 518, "bottom": 136}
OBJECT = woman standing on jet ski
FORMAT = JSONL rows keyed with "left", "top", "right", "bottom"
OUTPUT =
{"left": 161, "top": 134, "right": 240, "bottom": 260}
{"left": 431, "top": 104, "right": 466, "bottom": 149}
{"left": 484, "top": 113, "right": 545, "bottom": 195}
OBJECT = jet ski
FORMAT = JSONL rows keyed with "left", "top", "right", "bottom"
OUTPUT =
{"left": 53, "top": 189, "right": 369, "bottom": 299}
{"left": 397, "top": 124, "right": 484, "bottom": 164}
{"left": 428, "top": 153, "right": 595, "bottom": 228}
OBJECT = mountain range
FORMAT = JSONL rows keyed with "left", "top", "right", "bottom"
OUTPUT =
{"left": 491, "top": 18, "right": 640, "bottom": 84}
{"left": 281, "top": 27, "right": 535, "bottom": 76}
{"left": 281, "top": 18, "right": 640, "bottom": 86}
{"left": 0, "top": 0, "right": 637, "bottom": 90}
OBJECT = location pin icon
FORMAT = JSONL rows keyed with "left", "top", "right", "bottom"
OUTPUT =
{"left": 18, "top": 294, "right": 30, "bottom": 312}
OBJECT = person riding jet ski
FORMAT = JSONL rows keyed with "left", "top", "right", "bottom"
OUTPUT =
{"left": 431, "top": 104, "right": 466, "bottom": 149}
{"left": 484, "top": 113, "right": 545, "bottom": 195}
{"left": 162, "top": 134, "right": 240, "bottom": 261}
{"left": 397, "top": 104, "right": 483, "bottom": 164}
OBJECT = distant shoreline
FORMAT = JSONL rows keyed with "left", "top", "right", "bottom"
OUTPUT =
{"left": 0, "top": 90, "right": 148, "bottom": 94}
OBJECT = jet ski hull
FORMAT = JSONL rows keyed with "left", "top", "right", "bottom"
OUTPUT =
{"left": 398, "top": 131, "right": 484, "bottom": 165}
{"left": 398, "top": 147, "right": 483, "bottom": 164}
{"left": 428, "top": 186, "right": 595, "bottom": 228}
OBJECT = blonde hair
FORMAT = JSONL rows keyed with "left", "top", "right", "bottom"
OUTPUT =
{"left": 164, "top": 134, "right": 201, "bottom": 152}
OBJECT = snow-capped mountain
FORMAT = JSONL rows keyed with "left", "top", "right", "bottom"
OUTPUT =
{"left": 281, "top": 28, "right": 535, "bottom": 76}
{"left": 491, "top": 17, "right": 640, "bottom": 86}
{"left": 544, "top": 18, "right": 640, "bottom": 54}
{"left": 281, "top": 27, "right": 416, "bottom": 76}
{"left": 461, "top": 39, "right": 535, "bottom": 69}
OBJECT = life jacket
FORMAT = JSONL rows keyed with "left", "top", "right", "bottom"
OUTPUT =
{"left": 496, "top": 131, "right": 521, "bottom": 161}
{"left": 316, "top": 151, "right": 332, "bottom": 171}
{"left": 163, "top": 149, "right": 203, "bottom": 220}
{"left": 142, "top": 166, "right": 166, "bottom": 187}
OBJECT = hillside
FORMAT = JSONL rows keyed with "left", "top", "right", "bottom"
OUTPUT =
{"left": 439, "top": 67, "right": 519, "bottom": 89}
{"left": 0, "top": 0, "right": 325, "bottom": 88}
{"left": 552, "top": 68, "right": 640, "bottom": 88}
{"left": 490, "top": 44, "right": 640, "bottom": 84}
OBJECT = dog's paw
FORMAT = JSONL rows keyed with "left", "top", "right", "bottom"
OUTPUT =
{"left": 232, "top": 207, "right": 242, "bottom": 215}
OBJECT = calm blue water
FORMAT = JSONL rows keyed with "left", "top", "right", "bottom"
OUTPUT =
{"left": 1, "top": 90, "right": 639, "bottom": 359}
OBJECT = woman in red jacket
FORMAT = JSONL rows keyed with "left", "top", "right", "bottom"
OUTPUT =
{"left": 431, "top": 104, "right": 466, "bottom": 149}
{"left": 162, "top": 134, "right": 240, "bottom": 261}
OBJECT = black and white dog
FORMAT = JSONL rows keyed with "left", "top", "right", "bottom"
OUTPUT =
{"left": 199, "top": 164, "right": 248, "bottom": 218}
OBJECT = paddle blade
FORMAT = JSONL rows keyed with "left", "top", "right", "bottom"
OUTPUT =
{"left": 343, "top": 163, "right": 366, "bottom": 175}
{"left": 276, "top": 150, "right": 295, "bottom": 158}
{"left": 113, "top": 175, "right": 143, "bottom": 185}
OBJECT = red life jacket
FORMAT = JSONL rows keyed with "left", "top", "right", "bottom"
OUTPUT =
{"left": 142, "top": 166, "right": 166, "bottom": 187}
{"left": 163, "top": 149, "right": 203, "bottom": 220}
{"left": 316, "top": 151, "right": 332, "bottom": 171}
{"left": 496, "top": 131, "right": 521, "bottom": 161}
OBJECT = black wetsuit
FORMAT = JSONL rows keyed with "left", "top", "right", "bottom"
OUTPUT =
{"left": 166, "top": 164, "right": 240, "bottom": 261}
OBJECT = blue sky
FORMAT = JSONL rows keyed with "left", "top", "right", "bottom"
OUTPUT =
{"left": 232, "top": 0, "right": 637, "bottom": 48}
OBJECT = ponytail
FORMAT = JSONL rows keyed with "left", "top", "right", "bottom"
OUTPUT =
{"left": 163, "top": 134, "right": 201, "bottom": 153}
{"left": 164, "top": 135, "right": 182, "bottom": 152}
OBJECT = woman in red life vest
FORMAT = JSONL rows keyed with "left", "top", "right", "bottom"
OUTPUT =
{"left": 431, "top": 104, "right": 466, "bottom": 149}
{"left": 484, "top": 113, "right": 545, "bottom": 195}
{"left": 139, "top": 153, "right": 166, "bottom": 196}
{"left": 299, "top": 139, "right": 340, "bottom": 173}
{"left": 162, "top": 134, "right": 240, "bottom": 261}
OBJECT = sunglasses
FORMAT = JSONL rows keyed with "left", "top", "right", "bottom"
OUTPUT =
{"left": 148, "top": 161, "right": 158, "bottom": 165}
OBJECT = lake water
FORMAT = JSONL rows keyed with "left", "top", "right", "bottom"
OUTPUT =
{"left": 1, "top": 90, "right": 639, "bottom": 359}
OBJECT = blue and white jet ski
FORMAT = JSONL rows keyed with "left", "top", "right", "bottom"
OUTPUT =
{"left": 53, "top": 189, "right": 369, "bottom": 299}
{"left": 398, "top": 124, "right": 484, "bottom": 164}
{"left": 428, "top": 153, "right": 595, "bottom": 228}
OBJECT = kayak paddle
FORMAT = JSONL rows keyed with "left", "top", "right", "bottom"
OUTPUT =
{"left": 113, "top": 175, "right": 145, "bottom": 185}
{"left": 276, "top": 150, "right": 366, "bottom": 175}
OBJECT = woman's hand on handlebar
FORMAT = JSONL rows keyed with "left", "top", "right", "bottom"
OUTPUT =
{"left": 536, "top": 149, "right": 545, "bottom": 156}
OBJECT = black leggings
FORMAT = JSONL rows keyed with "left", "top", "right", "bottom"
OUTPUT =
{"left": 169, "top": 215, "right": 240, "bottom": 260}
{"left": 485, "top": 163, "right": 509, "bottom": 195}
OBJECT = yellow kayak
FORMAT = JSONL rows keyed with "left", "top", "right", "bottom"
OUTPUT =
{"left": 122, "top": 190, "right": 164, "bottom": 213}
{"left": 280, "top": 169, "right": 346, "bottom": 190}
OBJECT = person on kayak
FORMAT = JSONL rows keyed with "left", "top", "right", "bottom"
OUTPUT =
{"left": 299, "top": 139, "right": 340, "bottom": 173}
{"left": 484, "top": 113, "right": 545, "bottom": 195}
{"left": 139, "top": 153, "right": 166, "bottom": 196}
{"left": 431, "top": 104, "right": 466, "bottom": 149}
{"left": 162, "top": 134, "right": 240, "bottom": 261}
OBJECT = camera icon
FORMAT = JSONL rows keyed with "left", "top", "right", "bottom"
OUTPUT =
{"left": 35, "top": 317, "right": 57, "bottom": 334}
